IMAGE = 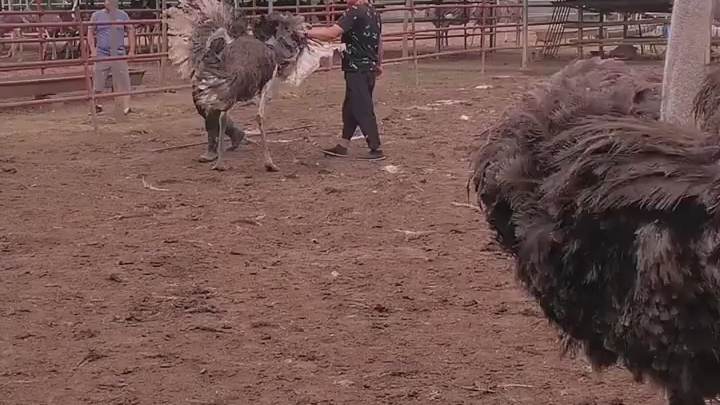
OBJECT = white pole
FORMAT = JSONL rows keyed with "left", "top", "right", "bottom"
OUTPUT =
{"left": 268, "top": 0, "right": 273, "bottom": 13}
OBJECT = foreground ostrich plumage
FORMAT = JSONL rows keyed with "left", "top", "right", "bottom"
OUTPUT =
{"left": 471, "top": 57, "right": 720, "bottom": 405}
{"left": 166, "top": 0, "right": 342, "bottom": 171}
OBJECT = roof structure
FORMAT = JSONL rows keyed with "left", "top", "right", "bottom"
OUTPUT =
{"left": 553, "top": 0, "right": 672, "bottom": 13}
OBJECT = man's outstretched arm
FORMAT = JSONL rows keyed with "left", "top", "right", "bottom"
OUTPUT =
{"left": 307, "top": 24, "right": 344, "bottom": 41}
{"left": 307, "top": 6, "right": 358, "bottom": 41}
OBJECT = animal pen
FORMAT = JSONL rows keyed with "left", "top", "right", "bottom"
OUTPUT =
{"left": 5, "top": 1, "right": 720, "bottom": 403}
{"left": 0, "top": 0, "right": 690, "bottom": 124}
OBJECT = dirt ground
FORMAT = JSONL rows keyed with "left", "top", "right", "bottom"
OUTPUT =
{"left": 0, "top": 57, "right": 670, "bottom": 405}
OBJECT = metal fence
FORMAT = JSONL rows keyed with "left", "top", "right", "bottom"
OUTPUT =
{"left": 0, "top": 0, "right": 674, "bottom": 132}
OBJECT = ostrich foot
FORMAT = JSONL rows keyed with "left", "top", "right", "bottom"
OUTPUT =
{"left": 198, "top": 152, "right": 218, "bottom": 163}
{"left": 264, "top": 161, "right": 279, "bottom": 172}
{"left": 227, "top": 126, "right": 246, "bottom": 151}
{"left": 211, "top": 160, "right": 227, "bottom": 171}
{"left": 666, "top": 389, "right": 704, "bottom": 405}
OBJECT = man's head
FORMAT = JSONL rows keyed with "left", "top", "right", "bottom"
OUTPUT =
{"left": 346, "top": 0, "right": 369, "bottom": 6}
{"left": 104, "top": 0, "right": 118, "bottom": 11}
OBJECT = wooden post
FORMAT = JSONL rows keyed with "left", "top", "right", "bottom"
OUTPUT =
{"left": 706, "top": 10, "right": 713, "bottom": 64}
{"left": 521, "top": 0, "right": 527, "bottom": 68}
{"left": 35, "top": 0, "right": 46, "bottom": 75}
{"left": 78, "top": 6, "right": 98, "bottom": 134}
{"left": 488, "top": 0, "right": 495, "bottom": 50}
{"left": 598, "top": 11, "right": 604, "bottom": 57}
{"left": 463, "top": 0, "right": 468, "bottom": 50}
{"left": 480, "top": 1, "right": 486, "bottom": 73}
{"left": 109, "top": 8, "right": 125, "bottom": 122}
{"left": 159, "top": 0, "right": 167, "bottom": 87}
{"left": 411, "top": 0, "right": 418, "bottom": 84}
{"left": 577, "top": 6, "right": 583, "bottom": 57}
{"left": 402, "top": 0, "right": 410, "bottom": 59}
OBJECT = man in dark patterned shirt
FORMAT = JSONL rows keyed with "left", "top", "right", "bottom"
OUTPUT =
{"left": 307, "top": 0, "right": 385, "bottom": 161}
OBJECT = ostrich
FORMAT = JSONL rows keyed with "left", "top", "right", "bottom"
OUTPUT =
{"left": 424, "top": 5, "right": 469, "bottom": 48}
{"left": 0, "top": 14, "right": 29, "bottom": 60}
{"left": 165, "top": 0, "right": 342, "bottom": 171}
{"left": 470, "top": 0, "right": 720, "bottom": 403}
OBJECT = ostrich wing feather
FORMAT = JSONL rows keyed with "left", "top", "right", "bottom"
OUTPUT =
{"left": 693, "top": 68, "right": 720, "bottom": 135}
{"left": 284, "top": 40, "right": 345, "bottom": 87}
{"left": 165, "top": 0, "right": 247, "bottom": 80}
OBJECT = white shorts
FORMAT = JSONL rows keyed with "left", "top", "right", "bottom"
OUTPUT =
{"left": 93, "top": 60, "right": 131, "bottom": 93}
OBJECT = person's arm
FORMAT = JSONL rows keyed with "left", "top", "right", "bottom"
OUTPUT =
{"left": 376, "top": 16, "right": 383, "bottom": 74}
{"left": 124, "top": 12, "right": 136, "bottom": 55}
{"left": 378, "top": 17, "right": 383, "bottom": 66}
{"left": 87, "top": 12, "right": 97, "bottom": 56}
{"left": 307, "top": 6, "right": 357, "bottom": 41}
{"left": 376, "top": 34, "right": 383, "bottom": 75}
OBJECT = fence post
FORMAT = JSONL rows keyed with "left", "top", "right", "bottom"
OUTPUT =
{"left": 160, "top": 0, "right": 167, "bottom": 86}
{"left": 78, "top": 7, "right": 99, "bottom": 134}
{"left": 402, "top": 0, "right": 410, "bottom": 59}
{"left": 521, "top": 0, "right": 527, "bottom": 68}
{"left": 411, "top": 0, "right": 418, "bottom": 85}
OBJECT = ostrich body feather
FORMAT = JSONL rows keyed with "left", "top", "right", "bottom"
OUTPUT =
{"left": 472, "top": 57, "right": 720, "bottom": 402}
{"left": 165, "top": 0, "right": 342, "bottom": 92}
{"left": 165, "top": 0, "right": 247, "bottom": 80}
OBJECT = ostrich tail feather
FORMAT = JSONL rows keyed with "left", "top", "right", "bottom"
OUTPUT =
{"left": 165, "top": 0, "right": 246, "bottom": 80}
{"left": 692, "top": 68, "right": 720, "bottom": 135}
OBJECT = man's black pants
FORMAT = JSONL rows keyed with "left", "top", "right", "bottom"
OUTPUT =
{"left": 342, "top": 71, "right": 381, "bottom": 150}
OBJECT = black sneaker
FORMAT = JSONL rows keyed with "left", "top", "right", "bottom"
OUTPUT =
{"left": 322, "top": 144, "right": 349, "bottom": 157}
{"left": 357, "top": 149, "right": 386, "bottom": 161}
{"left": 95, "top": 104, "right": 103, "bottom": 114}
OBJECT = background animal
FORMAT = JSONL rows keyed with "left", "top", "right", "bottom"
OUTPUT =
{"left": 0, "top": 6, "right": 77, "bottom": 61}
{"left": 424, "top": 0, "right": 522, "bottom": 49}
{"left": 128, "top": 0, "right": 161, "bottom": 54}
{"left": 472, "top": 54, "right": 720, "bottom": 405}
{"left": 424, "top": 4, "right": 470, "bottom": 48}
{"left": 0, "top": 13, "right": 30, "bottom": 60}
{"left": 469, "top": 2, "right": 716, "bottom": 405}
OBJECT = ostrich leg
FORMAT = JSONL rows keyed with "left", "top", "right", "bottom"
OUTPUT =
{"left": 665, "top": 389, "right": 704, "bottom": 405}
{"left": 5, "top": 30, "right": 17, "bottom": 59}
{"left": 17, "top": 30, "right": 23, "bottom": 62}
{"left": 257, "top": 68, "right": 279, "bottom": 172}
{"left": 211, "top": 111, "right": 228, "bottom": 171}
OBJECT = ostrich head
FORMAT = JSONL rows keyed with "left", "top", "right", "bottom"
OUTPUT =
{"left": 253, "top": 12, "right": 310, "bottom": 62}
{"left": 253, "top": 11, "right": 341, "bottom": 86}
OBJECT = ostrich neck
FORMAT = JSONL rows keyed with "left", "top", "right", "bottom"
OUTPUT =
{"left": 660, "top": 0, "right": 713, "bottom": 125}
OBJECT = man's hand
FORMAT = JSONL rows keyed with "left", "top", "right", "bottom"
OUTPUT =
{"left": 90, "top": 48, "right": 97, "bottom": 58}
{"left": 128, "top": 48, "right": 135, "bottom": 56}
{"left": 376, "top": 64, "right": 383, "bottom": 76}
